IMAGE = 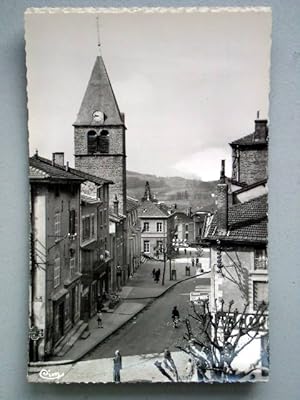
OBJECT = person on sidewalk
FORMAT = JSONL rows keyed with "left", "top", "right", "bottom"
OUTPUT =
{"left": 172, "top": 306, "right": 180, "bottom": 328}
{"left": 97, "top": 310, "right": 103, "bottom": 328}
{"left": 152, "top": 268, "right": 156, "bottom": 280}
{"left": 157, "top": 268, "right": 161, "bottom": 280}
{"left": 113, "top": 350, "right": 122, "bottom": 383}
{"left": 155, "top": 268, "right": 161, "bottom": 283}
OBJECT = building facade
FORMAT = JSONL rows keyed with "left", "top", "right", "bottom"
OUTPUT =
{"left": 230, "top": 118, "right": 268, "bottom": 186}
{"left": 138, "top": 183, "right": 170, "bottom": 259}
{"left": 29, "top": 154, "right": 84, "bottom": 361}
{"left": 201, "top": 118, "right": 269, "bottom": 374}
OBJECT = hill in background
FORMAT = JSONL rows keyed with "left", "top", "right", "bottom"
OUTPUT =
{"left": 127, "top": 170, "right": 217, "bottom": 212}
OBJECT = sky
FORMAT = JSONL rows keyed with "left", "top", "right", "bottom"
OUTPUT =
{"left": 25, "top": 9, "right": 271, "bottom": 181}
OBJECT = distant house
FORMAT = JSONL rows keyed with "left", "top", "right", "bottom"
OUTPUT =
{"left": 138, "top": 182, "right": 171, "bottom": 258}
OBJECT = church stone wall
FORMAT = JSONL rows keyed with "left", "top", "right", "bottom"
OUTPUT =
{"left": 75, "top": 156, "right": 126, "bottom": 214}
{"left": 74, "top": 127, "right": 124, "bottom": 155}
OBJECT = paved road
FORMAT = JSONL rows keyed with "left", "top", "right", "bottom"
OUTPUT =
{"left": 83, "top": 274, "right": 210, "bottom": 360}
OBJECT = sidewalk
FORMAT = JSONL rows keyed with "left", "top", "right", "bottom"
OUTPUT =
{"left": 34, "top": 256, "right": 210, "bottom": 366}
{"left": 28, "top": 350, "right": 191, "bottom": 383}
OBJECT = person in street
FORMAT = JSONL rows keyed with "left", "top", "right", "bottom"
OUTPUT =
{"left": 113, "top": 350, "right": 122, "bottom": 383}
{"left": 157, "top": 268, "right": 161, "bottom": 280}
{"left": 172, "top": 306, "right": 180, "bottom": 328}
{"left": 155, "top": 268, "right": 160, "bottom": 283}
{"left": 192, "top": 258, "right": 195, "bottom": 267}
{"left": 152, "top": 268, "right": 156, "bottom": 280}
{"left": 97, "top": 310, "right": 103, "bottom": 328}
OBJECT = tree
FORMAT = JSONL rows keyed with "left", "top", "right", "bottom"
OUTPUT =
{"left": 154, "top": 299, "right": 269, "bottom": 383}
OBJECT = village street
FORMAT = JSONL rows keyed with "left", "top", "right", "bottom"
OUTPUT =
{"left": 83, "top": 249, "right": 211, "bottom": 361}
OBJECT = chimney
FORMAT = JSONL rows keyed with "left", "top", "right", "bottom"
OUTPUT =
{"left": 254, "top": 116, "right": 268, "bottom": 142}
{"left": 113, "top": 195, "right": 119, "bottom": 215}
{"left": 52, "top": 152, "right": 64, "bottom": 167}
{"left": 216, "top": 160, "right": 228, "bottom": 235}
{"left": 65, "top": 161, "right": 69, "bottom": 171}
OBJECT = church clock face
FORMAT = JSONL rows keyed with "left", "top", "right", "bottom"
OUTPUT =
{"left": 92, "top": 110, "right": 104, "bottom": 123}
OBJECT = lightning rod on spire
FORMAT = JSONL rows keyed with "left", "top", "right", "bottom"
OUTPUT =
{"left": 96, "top": 16, "right": 101, "bottom": 56}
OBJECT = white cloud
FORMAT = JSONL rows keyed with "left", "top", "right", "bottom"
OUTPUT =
{"left": 172, "top": 147, "right": 231, "bottom": 181}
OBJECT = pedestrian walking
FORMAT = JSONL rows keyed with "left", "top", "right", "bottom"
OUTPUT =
{"left": 172, "top": 306, "right": 180, "bottom": 328}
{"left": 192, "top": 258, "right": 195, "bottom": 267}
{"left": 196, "top": 257, "right": 199, "bottom": 265}
{"left": 113, "top": 350, "right": 122, "bottom": 383}
{"left": 97, "top": 310, "right": 103, "bottom": 328}
{"left": 184, "top": 248, "right": 187, "bottom": 255}
{"left": 155, "top": 269, "right": 160, "bottom": 283}
{"left": 152, "top": 268, "right": 156, "bottom": 280}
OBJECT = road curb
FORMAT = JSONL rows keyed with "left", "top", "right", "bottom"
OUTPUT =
{"left": 28, "top": 271, "right": 210, "bottom": 369}
{"left": 121, "top": 271, "right": 210, "bottom": 301}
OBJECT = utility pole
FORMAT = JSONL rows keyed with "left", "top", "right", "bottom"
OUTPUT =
{"left": 162, "top": 250, "right": 166, "bottom": 286}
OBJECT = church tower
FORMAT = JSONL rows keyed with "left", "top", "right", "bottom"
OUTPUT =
{"left": 74, "top": 56, "right": 127, "bottom": 214}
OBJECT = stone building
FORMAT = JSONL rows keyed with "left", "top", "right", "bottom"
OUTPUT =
{"left": 138, "top": 182, "right": 170, "bottom": 259}
{"left": 73, "top": 56, "right": 127, "bottom": 215}
{"left": 29, "top": 153, "right": 84, "bottom": 361}
{"left": 109, "top": 196, "right": 126, "bottom": 291}
{"left": 70, "top": 169, "right": 112, "bottom": 320}
{"left": 73, "top": 55, "right": 141, "bottom": 285}
{"left": 202, "top": 117, "right": 269, "bottom": 311}
{"left": 230, "top": 118, "right": 268, "bottom": 186}
{"left": 126, "top": 196, "right": 141, "bottom": 276}
{"left": 201, "top": 117, "right": 269, "bottom": 373}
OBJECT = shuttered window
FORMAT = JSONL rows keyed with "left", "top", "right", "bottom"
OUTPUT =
{"left": 54, "top": 257, "right": 61, "bottom": 288}
{"left": 253, "top": 281, "right": 268, "bottom": 310}
{"left": 69, "top": 209, "right": 76, "bottom": 235}
{"left": 54, "top": 211, "right": 61, "bottom": 240}
{"left": 254, "top": 249, "right": 267, "bottom": 270}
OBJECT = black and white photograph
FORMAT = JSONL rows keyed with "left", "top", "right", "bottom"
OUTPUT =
{"left": 26, "top": 7, "right": 271, "bottom": 383}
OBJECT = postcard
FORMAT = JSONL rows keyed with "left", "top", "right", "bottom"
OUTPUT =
{"left": 26, "top": 7, "right": 271, "bottom": 383}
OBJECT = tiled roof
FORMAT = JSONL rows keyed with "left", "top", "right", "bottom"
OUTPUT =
{"left": 30, "top": 154, "right": 113, "bottom": 185}
{"left": 233, "top": 179, "right": 267, "bottom": 195}
{"left": 29, "top": 165, "right": 50, "bottom": 180}
{"left": 138, "top": 200, "right": 169, "bottom": 218}
{"left": 204, "top": 195, "right": 268, "bottom": 243}
{"left": 74, "top": 56, "right": 124, "bottom": 126}
{"left": 29, "top": 156, "right": 84, "bottom": 183}
{"left": 127, "top": 196, "right": 140, "bottom": 212}
{"left": 109, "top": 209, "right": 125, "bottom": 222}
{"left": 81, "top": 193, "right": 100, "bottom": 204}
{"left": 230, "top": 132, "right": 268, "bottom": 146}
{"left": 67, "top": 165, "right": 113, "bottom": 185}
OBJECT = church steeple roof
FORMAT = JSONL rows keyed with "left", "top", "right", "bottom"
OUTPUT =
{"left": 74, "top": 56, "right": 124, "bottom": 126}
